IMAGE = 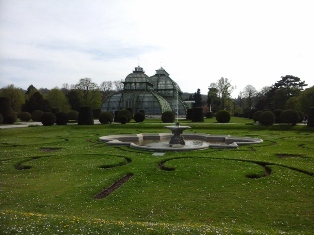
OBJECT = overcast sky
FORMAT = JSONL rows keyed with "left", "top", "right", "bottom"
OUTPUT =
{"left": 1, "top": 0, "right": 313, "bottom": 97}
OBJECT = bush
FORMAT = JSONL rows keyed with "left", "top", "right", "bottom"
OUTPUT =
{"left": 307, "top": 107, "right": 314, "bottom": 127}
{"left": 273, "top": 109, "right": 283, "bottom": 123}
{"left": 41, "top": 112, "right": 56, "bottom": 126}
{"left": 67, "top": 110, "right": 79, "bottom": 121}
{"left": 78, "top": 106, "right": 94, "bottom": 125}
{"left": 19, "top": 112, "right": 31, "bottom": 122}
{"left": 259, "top": 111, "right": 275, "bottom": 126}
{"left": 186, "top": 109, "right": 193, "bottom": 120}
{"left": 298, "top": 111, "right": 304, "bottom": 123}
{"left": 161, "top": 111, "right": 175, "bottom": 123}
{"left": 252, "top": 111, "right": 263, "bottom": 122}
{"left": 117, "top": 109, "right": 132, "bottom": 122}
{"left": 55, "top": 112, "right": 68, "bottom": 125}
{"left": 119, "top": 115, "right": 128, "bottom": 124}
{"left": 0, "top": 113, "right": 3, "bottom": 124}
{"left": 134, "top": 112, "right": 145, "bottom": 122}
{"left": 4, "top": 114, "right": 17, "bottom": 124}
{"left": 51, "top": 108, "right": 59, "bottom": 114}
{"left": 0, "top": 97, "right": 12, "bottom": 118}
{"left": 248, "top": 109, "right": 257, "bottom": 119}
{"left": 206, "top": 112, "right": 214, "bottom": 118}
{"left": 93, "top": 109, "right": 101, "bottom": 119}
{"left": 192, "top": 107, "right": 204, "bottom": 122}
{"left": 31, "top": 110, "right": 44, "bottom": 122}
{"left": 280, "top": 109, "right": 300, "bottom": 126}
{"left": 99, "top": 112, "right": 114, "bottom": 124}
{"left": 215, "top": 110, "right": 231, "bottom": 123}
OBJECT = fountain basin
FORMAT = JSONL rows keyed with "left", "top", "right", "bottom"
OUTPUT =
{"left": 99, "top": 133, "right": 263, "bottom": 151}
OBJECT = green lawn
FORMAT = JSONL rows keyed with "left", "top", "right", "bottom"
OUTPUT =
{"left": 0, "top": 120, "right": 313, "bottom": 234}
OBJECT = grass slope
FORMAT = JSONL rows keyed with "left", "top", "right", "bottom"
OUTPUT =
{"left": 0, "top": 121, "right": 313, "bottom": 234}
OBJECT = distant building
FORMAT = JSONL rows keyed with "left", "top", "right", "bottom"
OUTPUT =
{"left": 101, "top": 66, "right": 187, "bottom": 116}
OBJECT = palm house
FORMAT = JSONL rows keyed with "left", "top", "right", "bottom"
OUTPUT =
{"left": 101, "top": 66, "right": 187, "bottom": 116}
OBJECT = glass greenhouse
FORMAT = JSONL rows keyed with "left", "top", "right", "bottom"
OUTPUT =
{"left": 101, "top": 66, "right": 187, "bottom": 116}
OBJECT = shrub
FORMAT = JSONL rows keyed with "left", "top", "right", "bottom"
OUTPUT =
{"left": 93, "top": 109, "right": 101, "bottom": 119}
{"left": 0, "top": 97, "right": 12, "bottom": 118}
{"left": 78, "top": 106, "right": 94, "bottom": 125}
{"left": 206, "top": 112, "right": 214, "bottom": 118}
{"left": 192, "top": 107, "right": 204, "bottom": 122}
{"left": 186, "top": 109, "right": 193, "bottom": 120}
{"left": 307, "top": 107, "right": 314, "bottom": 127}
{"left": 298, "top": 111, "right": 304, "bottom": 123}
{"left": 252, "top": 111, "right": 263, "bottom": 122}
{"left": 67, "top": 110, "right": 79, "bottom": 121}
{"left": 0, "top": 113, "right": 3, "bottom": 124}
{"left": 248, "top": 109, "right": 257, "bottom": 119}
{"left": 215, "top": 110, "right": 231, "bottom": 123}
{"left": 4, "top": 114, "right": 17, "bottom": 124}
{"left": 99, "top": 112, "right": 114, "bottom": 124}
{"left": 126, "top": 108, "right": 133, "bottom": 119}
{"left": 259, "top": 111, "right": 275, "bottom": 126}
{"left": 134, "top": 112, "right": 145, "bottom": 122}
{"left": 119, "top": 115, "right": 128, "bottom": 124}
{"left": 41, "top": 112, "right": 56, "bottom": 126}
{"left": 280, "top": 109, "right": 300, "bottom": 126}
{"left": 161, "top": 111, "right": 175, "bottom": 123}
{"left": 51, "top": 108, "right": 59, "bottom": 114}
{"left": 19, "top": 112, "right": 31, "bottom": 122}
{"left": 273, "top": 109, "right": 283, "bottom": 123}
{"left": 55, "top": 112, "right": 68, "bottom": 125}
{"left": 117, "top": 109, "right": 132, "bottom": 122}
{"left": 31, "top": 110, "right": 44, "bottom": 122}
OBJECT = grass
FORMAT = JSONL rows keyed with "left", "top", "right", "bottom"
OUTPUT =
{"left": 0, "top": 119, "right": 313, "bottom": 234}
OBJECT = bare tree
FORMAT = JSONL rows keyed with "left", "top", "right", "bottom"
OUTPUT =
{"left": 113, "top": 80, "right": 124, "bottom": 91}
{"left": 75, "top": 78, "right": 102, "bottom": 109}
{"left": 242, "top": 85, "right": 257, "bottom": 109}
{"left": 100, "top": 81, "right": 113, "bottom": 100}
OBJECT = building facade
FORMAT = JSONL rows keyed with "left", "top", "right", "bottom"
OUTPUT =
{"left": 101, "top": 66, "right": 187, "bottom": 116}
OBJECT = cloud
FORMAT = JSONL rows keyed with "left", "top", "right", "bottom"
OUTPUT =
{"left": 1, "top": 0, "right": 313, "bottom": 96}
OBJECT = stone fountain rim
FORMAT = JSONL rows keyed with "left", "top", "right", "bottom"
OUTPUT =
{"left": 99, "top": 133, "right": 263, "bottom": 152}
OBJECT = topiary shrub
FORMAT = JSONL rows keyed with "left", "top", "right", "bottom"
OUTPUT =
{"left": 93, "top": 109, "right": 101, "bottom": 119}
{"left": 55, "top": 112, "right": 68, "bottom": 125}
{"left": 215, "top": 110, "right": 231, "bottom": 123}
{"left": 252, "top": 111, "right": 263, "bottom": 122}
{"left": 0, "top": 113, "right": 3, "bottom": 124}
{"left": 134, "top": 112, "right": 145, "bottom": 122}
{"left": 119, "top": 115, "right": 128, "bottom": 124}
{"left": 0, "top": 97, "right": 12, "bottom": 118}
{"left": 206, "top": 111, "right": 214, "bottom": 118}
{"left": 67, "top": 110, "right": 79, "bottom": 121}
{"left": 273, "top": 109, "right": 283, "bottom": 123}
{"left": 4, "top": 114, "right": 17, "bottom": 124}
{"left": 307, "top": 107, "right": 314, "bottom": 127}
{"left": 186, "top": 109, "right": 193, "bottom": 120}
{"left": 51, "top": 108, "right": 59, "bottom": 114}
{"left": 280, "top": 109, "right": 300, "bottom": 126}
{"left": 99, "top": 112, "right": 114, "bottom": 124}
{"left": 117, "top": 109, "right": 132, "bottom": 123}
{"left": 192, "top": 107, "right": 204, "bottom": 122}
{"left": 31, "top": 110, "right": 44, "bottom": 122}
{"left": 41, "top": 112, "right": 56, "bottom": 126}
{"left": 126, "top": 108, "right": 133, "bottom": 119}
{"left": 78, "top": 106, "right": 94, "bottom": 125}
{"left": 19, "top": 112, "right": 32, "bottom": 122}
{"left": 161, "top": 111, "right": 175, "bottom": 123}
{"left": 259, "top": 111, "right": 275, "bottom": 126}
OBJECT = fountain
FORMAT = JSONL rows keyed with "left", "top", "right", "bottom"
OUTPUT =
{"left": 99, "top": 87, "right": 263, "bottom": 151}
{"left": 166, "top": 123, "right": 190, "bottom": 146}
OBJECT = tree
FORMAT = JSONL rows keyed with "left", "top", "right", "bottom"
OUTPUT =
{"left": 22, "top": 91, "right": 50, "bottom": 113}
{"left": 99, "top": 81, "right": 113, "bottom": 101}
{"left": 193, "top": 88, "right": 202, "bottom": 108}
{"left": 242, "top": 85, "right": 257, "bottom": 109}
{"left": 0, "top": 84, "right": 25, "bottom": 113}
{"left": 75, "top": 78, "right": 102, "bottom": 109}
{"left": 207, "top": 85, "right": 220, "bottom": 113}
{"left": 215, "top": 77, "right": 235, "bottom": 110}
{"left": 67, "top": 89, "right": 84, "bottom": 111}
{"left": 297, "top": 86, "right": 314, "bottom": 113}
{"left": 267, "top": 75, "right": 307, "bottom": 110}
{"left": 46, "top": 88, "right": 71, "bottom": 112}
{"left": 113, "top": 80, "right": 124, "bottom": 91}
